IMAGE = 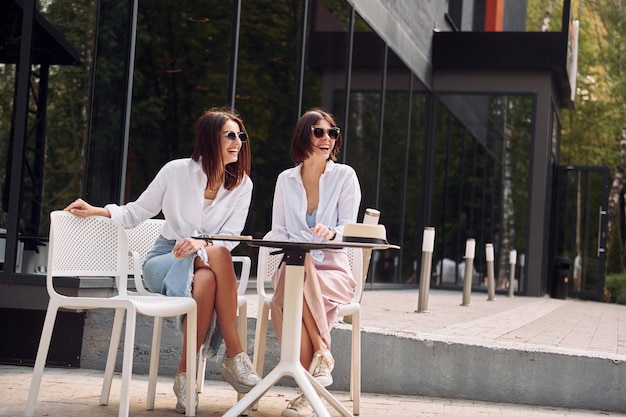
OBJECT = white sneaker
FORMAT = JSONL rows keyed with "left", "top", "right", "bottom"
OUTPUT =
{"left": 281, "top": 392, "right": 315, "bottom": 417}
{"left": 173, "top": 373, "right": 198, "bottom": 414}
{"left": 308, "top": 349, "right": 334, "bottom": 387}
{"left": 220, "top": 352, "right": 261, "bottom": 393}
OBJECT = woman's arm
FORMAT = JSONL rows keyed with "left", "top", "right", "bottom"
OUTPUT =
{"left": 64, "top": 198, "right": 111, "bottom": 217}
{"left": 105, "top": 163, "right": 169, "bottom": 228}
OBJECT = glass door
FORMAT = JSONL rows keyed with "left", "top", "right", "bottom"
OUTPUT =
{"left": 552, "top": 166, "right": 609, "bottom": 299}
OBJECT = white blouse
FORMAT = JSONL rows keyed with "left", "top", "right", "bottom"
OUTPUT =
{"left": 106, "top": 158, "right": 252, "bottom": 251}
{"left": 271, "top": 160, "right": 361, "bottom": 244}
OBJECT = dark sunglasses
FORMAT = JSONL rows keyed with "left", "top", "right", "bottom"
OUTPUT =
{"left": 311, "top": 126, "right": 340, "bottom": 140}
{"left": 223, "top": 131, "right": 248, "bottom": 142}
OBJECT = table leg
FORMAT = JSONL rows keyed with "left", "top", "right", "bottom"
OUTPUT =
{"left": 223, "top": 254, "right": 352, "bottom": 417}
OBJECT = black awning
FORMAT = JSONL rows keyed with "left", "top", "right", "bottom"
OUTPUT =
{"left": 433, "top": 31, "right": 572, "bottom": 107}
{"left": 0, "top": 0, "right": 83, "bottom": 66}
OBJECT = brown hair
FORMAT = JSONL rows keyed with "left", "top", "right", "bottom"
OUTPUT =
{"left": 191, "top": 108, "right": 251, "bottom": 190}
{"left": 291, "top": 108, "right": 342, "bottom": 163}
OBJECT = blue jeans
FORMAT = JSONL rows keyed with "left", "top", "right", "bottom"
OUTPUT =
{"left": 143, "top": 235, "right": 223, "bottom": 358}
{"left": 143, "top": 236, "right": 194, "bottom": 297}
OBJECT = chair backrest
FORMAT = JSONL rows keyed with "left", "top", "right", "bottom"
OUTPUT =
{"left": 256, "top": 231, "right": 363, "bottom": 304}
{"left": 345, "top": 244, "right": 363, "bottom": 304}
{"left": 126, "top": 219, "right": 165, "bottom": 294}
{"left": 47, "top": 210, "right": 129, "bottom": 297}
{"left": 256, "top": 231, "right": 282, "bottom": 299}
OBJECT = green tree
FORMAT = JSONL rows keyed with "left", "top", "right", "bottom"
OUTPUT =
{"left": 607, "top": 211, "right": 624, "bottom": 274}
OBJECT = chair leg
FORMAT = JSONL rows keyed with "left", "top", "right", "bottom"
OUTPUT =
{"left": 351, "top": 310, "right": 361, "bottom": 415}
{"left": 237, "top": 303, "right": 249, "bottom": 406}
{"left": 185, "top": 306, "right": 197, "bottom": 417}
{"left": 196, "top": 353, "right": 206, "bottom": 394}
{"left": 251, "top": 302, "right": 270, "bottom": 411}
{"left": 25, "top": 303, "right": 59, "bottom": 417}
{"left": 101, "top": 308, "right": 126, "bottom": 406}
{"left": 147, "top": 316, "right": 163, "bottom": 410}
{"left": 238, "top": 303, "right": 248, "bottom": 353}
{"left": 118, "top": 308, "right": 137, "bottom": 417}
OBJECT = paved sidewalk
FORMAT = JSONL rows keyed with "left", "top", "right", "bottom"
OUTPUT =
{"left": 350, "top": 288, "right": 626, "bottom": 357}
{"left": 4, "top": 288, "right": 626, "bottom": 416}
{"left": 1, "top": 363, "right": 622, "bottom": 417}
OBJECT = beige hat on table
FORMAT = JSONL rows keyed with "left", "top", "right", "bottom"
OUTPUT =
{"left": 342, "top": 223, "right": 399, "bottom": 248}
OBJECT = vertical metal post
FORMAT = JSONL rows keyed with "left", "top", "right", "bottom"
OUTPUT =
{"left": 227, "top": 0, "right": 242, "bottom": 110}
{"left": 118, "top": 0, "right": 138, "bottom": 203}
{"left": 461, "top": 239, "right": 476, "bottom": 306}
{"left": 486, "top": 243, "right": 496, "bottom": 301}
{"left": 519, "top": 253, "right": 525, "bottom": 293}
{"left": 508, "top": 250, "right": 517, "bottom": 297}
{"left": 417, "top": 227, "right": 435, "bottom": 313}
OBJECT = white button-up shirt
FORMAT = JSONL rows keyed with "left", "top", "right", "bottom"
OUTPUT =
{"left": 271, "top": 160, "right": 361, "bottom": 245}
{"left": 106, "top": 158, "right": 252, "bottom": 251}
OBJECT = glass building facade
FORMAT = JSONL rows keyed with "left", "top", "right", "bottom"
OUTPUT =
{"left": 1, "top": 0, "right": 586, "bottom": 310}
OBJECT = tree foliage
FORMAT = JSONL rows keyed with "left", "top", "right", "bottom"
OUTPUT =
{"left": 607, "top": 210, "right": 624, "bottom": 274}
{"left": 528, "top": 0, "right": 626, "bottom": 244}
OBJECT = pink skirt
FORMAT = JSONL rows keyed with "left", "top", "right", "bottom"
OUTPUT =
{"left": 270, "top": 249, "right": 356, "bottom": 348}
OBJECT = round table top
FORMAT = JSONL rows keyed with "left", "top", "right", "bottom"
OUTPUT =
{"left": 204, "top": 235, "right": 399, "bottom": 251}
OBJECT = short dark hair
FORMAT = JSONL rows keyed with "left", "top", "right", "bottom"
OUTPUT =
{"left": 191, "top": 107, "right": 251, "bottom": 190}
{"left": 291, "top": 108, "right": 342, "bottom": 163}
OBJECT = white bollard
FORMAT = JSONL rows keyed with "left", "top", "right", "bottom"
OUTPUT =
{"left": 519, "top": 253, "right": 525, "bottom": 292}
{"left": 417, "top": 227, "right": 435, "bottom": 313}
{"left": 486, "top": 243, "right": 496, "bottom": 301}
{"left": 461, "top": 239, "right": 476, "bottom": 306}
{"left": 508, "top": 249, "right": 517, "bottom": 297}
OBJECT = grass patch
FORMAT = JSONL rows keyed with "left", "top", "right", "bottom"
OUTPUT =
{"left": 605, "top": 272, "right": 626, "bottom": 304}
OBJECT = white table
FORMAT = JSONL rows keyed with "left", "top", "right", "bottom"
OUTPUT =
{"left": 208, "top": 237, "right": 397, "bottom": 417}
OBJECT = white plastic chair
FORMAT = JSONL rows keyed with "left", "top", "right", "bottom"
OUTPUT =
{"left": 251, "top": 231, "right": 365, "bottom": 414}
{"left": 125, "top": 218, "right": 251, "bottom": 394}
{"left": 25, "top": 211, "right": 197, "bottom": 417}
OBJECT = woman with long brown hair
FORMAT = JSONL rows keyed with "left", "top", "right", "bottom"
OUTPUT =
{"left": 64, "top": 108, "right": 260, "bottom": 414}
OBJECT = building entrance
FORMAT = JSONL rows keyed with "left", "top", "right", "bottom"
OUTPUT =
{"left": 551, "top": 166, "right": 609, "bottom": 300}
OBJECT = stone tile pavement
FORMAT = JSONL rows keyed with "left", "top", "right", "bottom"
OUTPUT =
{"left": 1, "top": 363, "right": 621, "bottom": 417}
{"left": 353, "top": 288, "right": 626, "bottom": 358}
{"left": 3, "top": 288, "right": 626, "bottom": 416}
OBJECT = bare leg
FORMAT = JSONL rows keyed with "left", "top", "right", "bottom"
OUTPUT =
{"left": 204, "top": 246, "right": 244, "bottom": 358}
{"left": 177, "top": 267, "right": 216, "bottom": 374}
{"left": 176, "top": 246, "right": 244, "bottom": 372}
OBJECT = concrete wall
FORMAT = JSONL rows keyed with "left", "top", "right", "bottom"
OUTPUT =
{"left": 81, "top": 311, "right": 626, "bottom": 413}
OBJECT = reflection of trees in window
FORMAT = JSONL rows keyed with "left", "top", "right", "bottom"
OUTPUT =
{"left": 346, "top": 91, "right": 380, "bottom": 210}
{"left": 343, "top": 13, "right": 384, "bottom": 213}
{"left": 16, "top": 0, "right": 95, "bottom": 235}
{"left": 433, "top": 94, "right": 533, "bottom": 287}
{"left": 432, "top": 107, "right": 467, "bottom": 284}
{"left": 378, "top": 84, "right": 410, "bottom": 282}
{"left": 491, "top": 96, "right": 533, "bottom": 283}
{"left": 235, "top": 0, "right": 305, "bottom": 237}
{"left": 0, "top": 66, "right": 15, "bottom": 228}
{"left": 128, "top": 0, "right": 234, "bottom": 202}
{"left": 401, "top": 91, "right": 426, "bottom": 282}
